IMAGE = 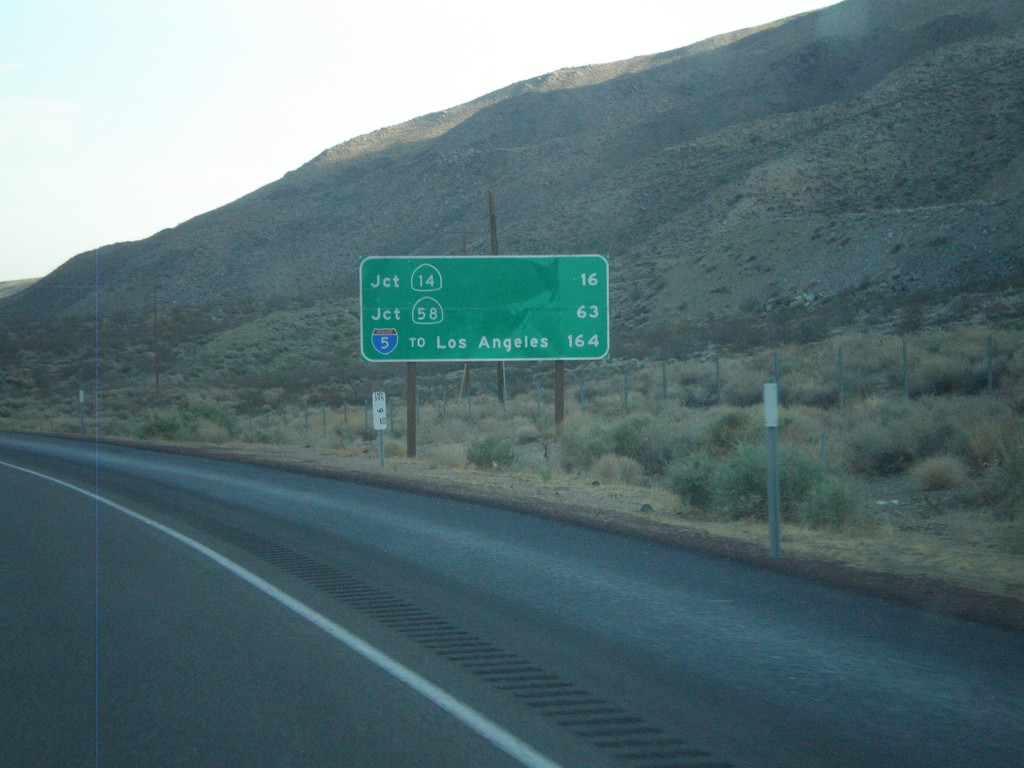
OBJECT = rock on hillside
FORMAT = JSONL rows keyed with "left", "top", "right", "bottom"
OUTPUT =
{"left": 2, "top": 0, "right": 1022, "bottom": 325}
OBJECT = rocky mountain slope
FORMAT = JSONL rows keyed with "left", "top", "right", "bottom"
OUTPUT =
{"left": 3, "top": 0, "right": 1022, "bottom": 325}
{"left": 0, "top": 280, "right": 36, "bottom": 301}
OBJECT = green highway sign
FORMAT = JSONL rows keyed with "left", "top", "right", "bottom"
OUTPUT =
{"left": 360, "top": 255, "right": 609, "bottom": 362}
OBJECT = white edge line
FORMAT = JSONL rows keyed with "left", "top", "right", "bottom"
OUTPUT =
{"left": 0, "top": 459, "right": 567, "bottom": 768}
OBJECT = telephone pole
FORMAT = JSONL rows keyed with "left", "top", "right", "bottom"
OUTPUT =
{"left": 152, "top": 286, "right": 160, "bottom": 391}
{"left": 489, "top": 190, "right": 506, "bottom": 406}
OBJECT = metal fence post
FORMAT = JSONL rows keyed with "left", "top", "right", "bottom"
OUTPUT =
{"left": 987, "top": 335, "right": 994, "bottom": 392}
{"left": 838, "top": 346, "right": 845, "bottom": 410}
{"left": 715, "top": 354, "right": 722, "bottom": 406}
{"left": 902, "top": 338, "right": 910, "bottom": 400}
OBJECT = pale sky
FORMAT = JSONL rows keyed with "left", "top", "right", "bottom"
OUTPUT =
{"left": 0, "top": 0, "right": 839, "bottom": 282}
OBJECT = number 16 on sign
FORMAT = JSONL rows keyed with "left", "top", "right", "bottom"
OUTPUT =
{"left": 372, "top": 391, "right": 387, "bottom": 467}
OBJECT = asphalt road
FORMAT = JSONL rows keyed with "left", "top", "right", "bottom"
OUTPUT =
{"left": 2, "top": 433, "right": 1022, "bottom": 768}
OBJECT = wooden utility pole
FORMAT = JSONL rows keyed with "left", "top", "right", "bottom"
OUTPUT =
{"left": 489, "top": 189, "right": 506, "bottom": 406}
{"left": 488, "top": 189, "right": 499, "bottom": 255}
{"left": 152, "top": 286, "right": 160, "bottom": 390}
{"left": 460, "top": 230, "right": 470, "bottom": 404}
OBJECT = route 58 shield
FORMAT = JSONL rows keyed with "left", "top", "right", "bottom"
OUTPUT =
{"left": 371, "top": 328, "right": 398, "bottom": 355}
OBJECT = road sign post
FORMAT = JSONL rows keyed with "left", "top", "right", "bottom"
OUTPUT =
{"left": 360, "top": 255, "right": 609, "bottom": 362}
{"left": 372, "top": 391, "right": 387, "bottom": 467}
{"left": 406, "top": 363, "right": 416, "bottom": 459}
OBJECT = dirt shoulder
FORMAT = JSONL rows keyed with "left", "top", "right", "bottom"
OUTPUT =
{"left": 88, "top": 436, "right": 1024, "bottom": 634}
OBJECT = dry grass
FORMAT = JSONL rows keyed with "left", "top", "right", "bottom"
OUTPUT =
{"left": 421, "top": 442, "right": 467, "bottom": 469}
{"left": 911, "top": 455, "right": 970, "bottom": 491}
{"left": 591, "top": 453, "right": 644, "bottom": 485}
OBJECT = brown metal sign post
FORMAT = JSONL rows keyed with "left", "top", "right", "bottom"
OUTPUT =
{"left": 555, "top": 361, "right": 565, "bottom": 438}
{"left": 407, "top": 362, "right": 417, "bottom": 458}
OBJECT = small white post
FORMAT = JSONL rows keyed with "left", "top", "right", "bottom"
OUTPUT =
{"left": 764, "top": 381, "right": 781, "bottom": 558}
{"left": 372, "top": 391, "right": 388, "bottom": 468}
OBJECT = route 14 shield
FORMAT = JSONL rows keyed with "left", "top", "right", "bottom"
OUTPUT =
{"left": 371, "top": 328, "right": 398, "bottom": 355}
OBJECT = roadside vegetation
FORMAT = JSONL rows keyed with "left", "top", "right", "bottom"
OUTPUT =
{"left": 1, "top": 288, "right": 1022, "bottom": 598}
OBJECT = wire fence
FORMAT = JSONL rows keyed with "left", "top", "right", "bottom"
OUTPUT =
{"left": 198, "top": 330, "right": 1017, "bottom": 446}
{"left": 30, "top": 328, "right": 1016, "bottom": 451}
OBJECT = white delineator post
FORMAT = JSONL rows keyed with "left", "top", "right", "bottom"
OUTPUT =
{"left": 764, "top": 381, "right": 781, "bottom": 558}
{"left": 372, "top": 391, "right": 388, "bottom": 468}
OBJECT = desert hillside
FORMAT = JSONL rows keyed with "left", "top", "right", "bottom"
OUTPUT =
{"left": 0, "top": 280, "right": 36, "bottom": 301}
{"left": 1, "top": 0, "right": 1021, "bottom": 327}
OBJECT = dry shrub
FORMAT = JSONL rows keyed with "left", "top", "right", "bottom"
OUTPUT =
{"left": 559, "top": 414, "right": 614, "bottom": 472}
{"left": 676, "top": 359, "right": 711, "bottom": 387}
{"left": 426, "top": 417, "right": 472, "bottom": 443}
{"left": 842, "top": 397, "right": 957, "bottom": 476}
{"left": 912, "top": 352, "right": 987, "bottom": 396}
{"left": 467, "top": 435, "right": 515, "bottom": 469}
{"left": 711, "top": 443, "right": 820, "bottom": 522}
{"left": 795, "top": 473, "right": 864, "bottom": 530}
{"left": 999, "top": 518, "right": 1024, "bottom": 555}
{"left": 667, "top": 451, "right": 716, "bottom": 510}
{"left": 504, "top": 392, "right": 543, "bottom": 420}
{"left": 1003, "top": 345, "right": 1024, "bottom": 390}
{"left": 782, "top": 346, "right": 839, "bottom": 407}
{"left": 780, "top": 405, "right": 829, "bottom": 447}
{"left": 474, "top": 416, "right": 506, "bottom": 435}
{"left": 591, "top": 453, "right": 643, "bottom": 485}
{"left": 337, "top": 438, "right": 371, "bottom": 457}
{"left": 194, "top": 420, "right": 233, "bottom": 444}
{"left": 425, "top": 443, "right": 466, "bottom": 469}
{"left": 976, "top": 446, "right": 1024, "bottom": 518}
{"left": 953, "top": 398, "right": 1024, "bottom": 468}
{"left": 911, "top": 455, "right": 969, "bottom": 490}
{"left": 721, "top": 371, "right": 764, "bottom": 407}
{"left": 611, "top": 414, "right": 676, "bottom": 475}
{"left": 673, "top": 359, "right": 720, "bottom": 404}
{"left": 672, "top": 407, "right": 716, "bottom": 449}
{"left": 714, "top": 354, "right": 771, "bottom": 406}
{"left": 668, "top": 441, "right": 856, "bottom": 529}
{"left": 785, "top": 377, "right": 837, "bottom": 408}
{"left": 511, "top": 418, "right": 541, "bottom": 444}
{"left": 830, "top": 332, "right": 893, "bottom": 396}
{"left": 703, "top": 408, "right": 759, "bottom": 456}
